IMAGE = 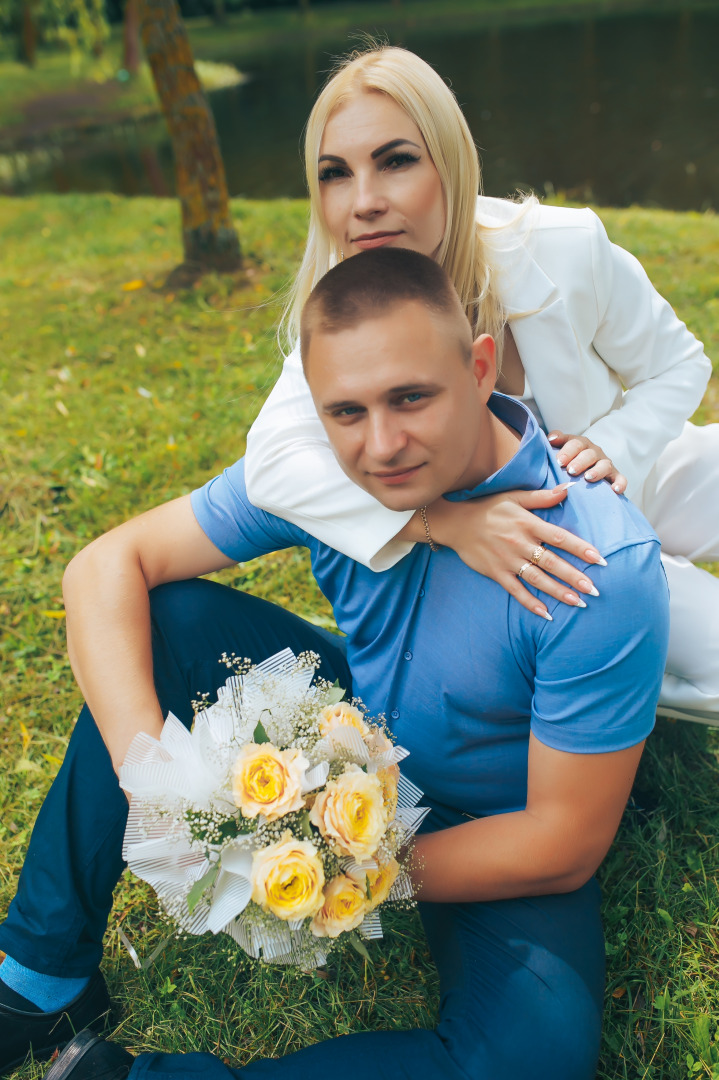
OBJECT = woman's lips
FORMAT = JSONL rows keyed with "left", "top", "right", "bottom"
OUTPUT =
{"left": 352, "top": 232, "right": 403, "bottom": 251}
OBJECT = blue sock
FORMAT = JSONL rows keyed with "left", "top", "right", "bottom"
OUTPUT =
{"left": 0, "top": 956, "right": 89, "bottom": 1012}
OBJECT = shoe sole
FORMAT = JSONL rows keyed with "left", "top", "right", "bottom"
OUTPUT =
{"left": 42, "top": 1031, "right": 101, "bottom": 1080}
{"left": 1, "top": 1007, "right": 111, "bottom": 1075}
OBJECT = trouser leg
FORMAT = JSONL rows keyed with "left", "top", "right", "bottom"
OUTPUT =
{"left": 0, "top": 580, "right": 350, "bottom": 977}
{"left": 129, "top": 879, "right": 605, "bottom": 1080}
{"left": 636, "top": 422, "right": 719, "bottom": 715}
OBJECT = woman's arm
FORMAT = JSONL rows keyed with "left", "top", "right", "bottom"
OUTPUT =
{"left": 410, "top": 735, "right": 644, "bottom": 902}
{"left": 245, "top": 348, "right": 608, "bottom": 614}
{"left": 578, "top": 215, "right": 711, "bottom": 498}
{"left": 63, "top": 496, "right": 235, "bottom": 772}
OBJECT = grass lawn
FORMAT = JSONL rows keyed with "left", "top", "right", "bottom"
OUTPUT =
{"left": 1, "top": 193, "right": 719, "bottom": 1078}
{"left": 2, "top": 0, "right": 718, "bottom": 138}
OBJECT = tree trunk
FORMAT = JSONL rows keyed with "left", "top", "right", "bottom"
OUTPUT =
{"left": 18, "top": 0, "right": 37, "bottom": 67}
{"left": 123, "top": 0, "right": 141, "bottom": 75}
{"left": 139, "top": 0, "right": 241, "bottom": 278}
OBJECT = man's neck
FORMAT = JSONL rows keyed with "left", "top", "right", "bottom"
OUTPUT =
{"left": 452, "top": 404, "right": 522, "bottom": 493}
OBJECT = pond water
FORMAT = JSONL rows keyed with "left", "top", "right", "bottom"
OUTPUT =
{"left": 3, "top": 7, "right": 718, "bottom": 210}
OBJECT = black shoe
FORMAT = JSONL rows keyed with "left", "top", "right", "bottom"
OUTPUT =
{"left": 0, "top": 970, "right": 112, "bottom": 1075}
{"left": 44, "top": 1031, "right": 133, "bottom": 1080}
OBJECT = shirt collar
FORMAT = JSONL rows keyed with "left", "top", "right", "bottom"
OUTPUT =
{"left": 444, "top": 392, "right": 550, "bottom": 502}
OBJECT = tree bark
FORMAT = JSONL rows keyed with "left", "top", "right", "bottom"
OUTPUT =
{"left": 139, "top": 0, "right": 241, "bottom": 277}
{"left": 123, "top": 0, "right": 141, "bottom": 75}
{"left": 18, "top": 0, "right": 37, "bottom": 66}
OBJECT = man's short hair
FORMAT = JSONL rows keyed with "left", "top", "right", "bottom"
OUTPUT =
{"left": 300, "top": 248, "right": 471, "bottom": 367}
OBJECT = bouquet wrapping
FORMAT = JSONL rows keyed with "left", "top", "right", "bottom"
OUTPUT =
{"left": 120, "top": 648, "right": 428, "bottom": 968}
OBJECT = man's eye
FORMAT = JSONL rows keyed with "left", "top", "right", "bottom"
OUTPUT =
{"left": 334, "top": 406, "right": 362, "bottom": 418}
{"left": 400, "top": 393, "right": 424, "bottom": 404}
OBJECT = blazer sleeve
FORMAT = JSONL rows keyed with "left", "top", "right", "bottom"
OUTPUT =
{"left": 244, "top": 344, "right": 415, "bottom": 570}
{"left": 580, "top": 214, "right": 711, "bottom": 497}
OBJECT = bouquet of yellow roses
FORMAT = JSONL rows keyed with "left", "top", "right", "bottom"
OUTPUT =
{"left": 119, "top": 648, "right": 428, "bottom": 967}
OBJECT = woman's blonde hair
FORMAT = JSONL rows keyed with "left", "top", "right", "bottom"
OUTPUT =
{"left": 283, "top": 43, "right": 525, "bottom": 357}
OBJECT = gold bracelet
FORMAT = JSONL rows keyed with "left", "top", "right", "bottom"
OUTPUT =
{"left": 420, "top": 506, "right": 440, "bottom": 552}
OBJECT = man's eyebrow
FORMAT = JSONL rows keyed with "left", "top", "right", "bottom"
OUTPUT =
{"left": 318, "top": 139, "right": 422, "bottom": 165}
{"left": 322, "top": 382, "right": 440, "bottom": 411}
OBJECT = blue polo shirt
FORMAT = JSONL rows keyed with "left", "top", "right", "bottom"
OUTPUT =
{"left": 191, "top": 395, "right": 668, "bottom": 823}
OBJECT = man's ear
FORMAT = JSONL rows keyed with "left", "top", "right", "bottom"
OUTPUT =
{"left": 470, "top": 334, "right": 496, "bottom": 400}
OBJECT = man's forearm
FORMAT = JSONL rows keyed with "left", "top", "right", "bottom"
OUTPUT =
{"left": 63, "top": 538, "right": 164, "bottom": 774}
{"left": 410, "top": 809, "right": 599, "bottom": 904}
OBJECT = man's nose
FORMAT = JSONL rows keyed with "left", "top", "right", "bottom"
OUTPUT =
{"left": 366, "top": 414, "right": 407, "bottom": 461}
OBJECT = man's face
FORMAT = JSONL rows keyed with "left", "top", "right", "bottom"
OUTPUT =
{"left": 305, "top": 300, "right": 496, "bottom": 511}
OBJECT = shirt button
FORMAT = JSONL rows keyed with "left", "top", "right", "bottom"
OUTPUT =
{"left": 404, "top": 650, "right": 413, "bottom": 661}
{"left": 391, "top": 709, "right": 400, "bottom": 720}
{"left": 418, "top": 588, "right": 425, "bottom": 597}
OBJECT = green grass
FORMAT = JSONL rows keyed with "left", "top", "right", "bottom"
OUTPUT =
{"left": 1, "top": 193, "right": 719, "bottom": 1078}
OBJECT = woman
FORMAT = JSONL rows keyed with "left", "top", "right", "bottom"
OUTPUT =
{"left": 245, "top": 44, "right": 719, "bottom": 719}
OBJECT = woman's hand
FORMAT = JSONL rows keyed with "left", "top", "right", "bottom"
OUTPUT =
{"left": 424, "top": 487, "right": 608, "bottom": 620}
{"left": 547, "top": 431, "right": 627, "bottom": 494}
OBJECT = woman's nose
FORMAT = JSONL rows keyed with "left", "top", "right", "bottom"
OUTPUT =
{"left": 353, "top": 172, "right": 387, "bottom": 219}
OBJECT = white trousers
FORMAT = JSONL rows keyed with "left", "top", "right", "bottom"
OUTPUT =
{"left": 637, "top": 421, "right": 719, "bottom": 722}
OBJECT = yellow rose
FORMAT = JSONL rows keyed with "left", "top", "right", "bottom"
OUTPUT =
{"left": 309, "top": 764, "right": 387, "bottom": 860}
{"left": 376, "top": 763, "right": 400, "bottom": 819}
{"left": 232, "top": 743, "right": 307, "bottom": 822}
{"left": 251, "top": 832, "right": 325, "bottom": 921}
{"left": 310, "top": 873, "right": 367, "bottom": 938}
{"left": 319, "top": 701, "right": 369, "bottom": 739}
{"left": 362, "top": 858, "right": 400, "bottom": 910}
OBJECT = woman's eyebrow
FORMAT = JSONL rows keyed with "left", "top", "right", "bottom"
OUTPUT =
{"left": 318, "top": 153, "right": 347, "bottom": 164}
{"left": 370, "top": 138, "right": 421, "bottom": 159}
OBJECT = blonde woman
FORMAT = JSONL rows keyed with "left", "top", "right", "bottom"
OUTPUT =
{"left": 245, "top": 44, "right": 718, "bottom": 722}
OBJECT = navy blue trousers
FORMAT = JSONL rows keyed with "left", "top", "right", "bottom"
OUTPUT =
{"left": 0, "top": 579, "right": 605, "bottom": 1078}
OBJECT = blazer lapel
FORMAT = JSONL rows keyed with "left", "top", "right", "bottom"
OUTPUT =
{"left": 493, "top": 246, "right": 593, "bottom": 437}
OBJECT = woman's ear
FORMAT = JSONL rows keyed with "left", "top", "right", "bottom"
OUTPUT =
{"left": 471, "top": 334, "right": 496, "bottom": 400}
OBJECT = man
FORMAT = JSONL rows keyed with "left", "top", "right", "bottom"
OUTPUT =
{"left": 3, "top": 249, "right": 668, "bottom": 1079}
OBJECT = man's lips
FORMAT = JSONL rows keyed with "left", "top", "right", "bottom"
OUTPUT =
{"left": 352, "top": 231, "right": 403, "bottom": 251}
{"left": 370, "top": 464, "right": 424, "bottom": 485}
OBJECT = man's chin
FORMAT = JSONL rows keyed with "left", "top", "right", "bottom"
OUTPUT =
{"left": 365, "top": 483, "right": 436, "bottom": 514}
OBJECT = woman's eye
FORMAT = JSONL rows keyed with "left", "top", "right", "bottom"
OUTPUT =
{"left": 318, "top": 165, "right": 347, "bottom": 183}
{"left": 384, "top": 152, "right": 421, "bottom": 171}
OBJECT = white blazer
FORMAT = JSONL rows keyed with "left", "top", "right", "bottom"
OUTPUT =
{"left": 245, "top": 198, "right": 711, "bottom": 571}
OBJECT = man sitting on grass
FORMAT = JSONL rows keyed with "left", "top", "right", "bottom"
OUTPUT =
{"left": 3, "top": 248, "right": 668, "bottom": 1080}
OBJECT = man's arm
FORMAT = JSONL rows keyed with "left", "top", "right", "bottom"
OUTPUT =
{"left": 410, "top": 734, "right": 643, "bottom": 901}
{"left": 63, "top": 495, "right": 235, "bottom": 772}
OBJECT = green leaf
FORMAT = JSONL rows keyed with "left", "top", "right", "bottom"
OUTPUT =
{"left": 324, "top": 685, "right": 346, "bottom": 707}
{"left": 656, "top": 908, "right": 674, "bottom": 930}
{"left": 298, "top": 809, "right": 313, "bottom": 839}
{"left": 187, "top": 863, "right": 219, "bottom": 914}
{"left": 692, "top": 1014, "right": 712, "bottom": 1056}
{"left": 347, "top": 931, "right": 372, "bottom": 963}
{"left": 253, "top": 719, "right": 271, "bottom": 744}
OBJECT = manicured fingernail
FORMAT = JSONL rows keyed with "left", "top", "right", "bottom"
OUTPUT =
{"left": 555, "top": 481, "right": 578, "bottom": 491}
{"left": 578, "top": 578, "right": 600, "bottom": 596}
{"left": 535, "top": 607, "right": 554, "bottom": 622}
{"left": 612, "top": 483, "right": 622, "bottom": 492}
{"left": 585, "top": 550, "right": 608, "bottom": 566}
{"left": 566, "top": 594, "right": 587, "bottom": 608}
{"left": 567, "top": 465, "right": 577, "bottom": 475}
{"left": 585, "top": 470, "right": 596, "bottom": 480}
{"left": 548, "top": 433, "right": 560, "bottom": 441}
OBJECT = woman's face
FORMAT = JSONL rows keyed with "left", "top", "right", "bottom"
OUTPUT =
{"left": 318, "top": 91, "right": 446, "bottom": 261}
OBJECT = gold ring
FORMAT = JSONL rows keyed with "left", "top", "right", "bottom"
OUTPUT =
{"left": 517, "top": 562, "right": 532, "bottom": 580}
{"left": 530, "top": 546, "right": 546, "bottom": 566}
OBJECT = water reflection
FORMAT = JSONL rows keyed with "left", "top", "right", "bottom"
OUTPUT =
{"left": 1, "top": 8, "right": 717, "bottom": 210}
